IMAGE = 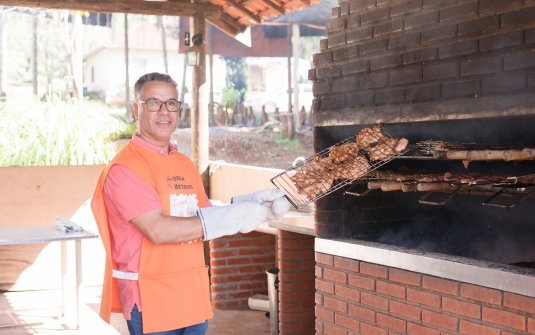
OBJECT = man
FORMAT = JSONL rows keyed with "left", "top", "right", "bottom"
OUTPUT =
{"left": 91, "top": 72, "right": 290, "bottom": 335}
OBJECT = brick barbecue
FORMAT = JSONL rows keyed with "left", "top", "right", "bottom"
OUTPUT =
{"left": 307, "top": 0, "right": 535, "bottom": 334}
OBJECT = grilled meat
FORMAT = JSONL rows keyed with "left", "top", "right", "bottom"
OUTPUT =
{"left": 329, "top": 142, "right": 360, "bottom": 164}
{"left": 356, "top": 126, "right": 384, "bottom": 149}
{"left": 395, "top": 138, "right": 409, "bottom": 152}
{"left": 289, "top": 126, "right": 409, "bottom": 199}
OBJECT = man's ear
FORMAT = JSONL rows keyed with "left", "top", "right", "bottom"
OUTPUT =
{"left": 132, "top": 102, "right": 138, "bottom": 120}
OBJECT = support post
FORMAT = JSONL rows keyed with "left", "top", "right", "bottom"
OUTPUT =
{"left": 158, "top": 16, "right": 168, "bottom": 74}
{"left": 125, "top": 13, "right": 130, "bottom": 123}
{"left": 287, "top": 24, "right": 292, "bottom": 115}
{"left": 0, "top": 8, "right": 7, "bottom": 95}
{"left": 208, "top": 23, "right": 215, "bottom": 127}
{"left": 61, "top": 241, "right": 67, "bottom": 317}
{"left": 292, "top": 23, "right": 300, "bottom": 131}
{"left": 190, "top": 10, "right": 209, "bottom": 193}
{"left": 75, "top": 240, "right": 82, "bottom": 329}
{"left": 32, "top": 10, "right": 37, "bottom": 96}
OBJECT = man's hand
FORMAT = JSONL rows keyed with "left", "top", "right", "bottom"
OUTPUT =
{"left": 231, "top": 188, "right": 291, "bottom": 220}
{"left": 267, "top": 196, "right": 291, "bottom": 221}
{"left": 198, "top": 202, "right": 269, "bottom": 240}
{"left": 231, "top": 188, "right": 285, "bottom": 204}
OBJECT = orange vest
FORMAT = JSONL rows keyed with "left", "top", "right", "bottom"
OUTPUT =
{"left": 91, "top": 141, "right": 213, "bottom": 333}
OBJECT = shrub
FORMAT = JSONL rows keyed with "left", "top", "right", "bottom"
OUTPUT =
{"left": 0, "top": 94, "right": 125, "bottom": 166}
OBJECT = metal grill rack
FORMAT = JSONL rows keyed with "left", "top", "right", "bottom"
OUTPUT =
{"left": 343, "top": 172, "right": 535, "bottom": 208}
{"left": 271, "top": 125, "right": 412, "bottom": 209}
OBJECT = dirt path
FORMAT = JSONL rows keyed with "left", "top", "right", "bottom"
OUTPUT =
{"left": 171, "top": 127, "right": 314, "bottom": 169}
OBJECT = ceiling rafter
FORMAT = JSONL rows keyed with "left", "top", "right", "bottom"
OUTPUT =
{"left": 257, "top": 8, "right": 281, "bottom": 19}
{"left": 258, "top": 0, "right": 285, "bottom": 15}
{"left": 224, "top": 0, "right": 262, "bottom": 24}
{"left": 207, "top": 11, "right": 245, "bottom": 36}
{"left": 0, "top": 0, "right": 320, "bottom": 37}
{"left": 0, "top": 0, "right": 220, "bottom": 16}
{"left": 283, "top": 0, "right": 310, "bottom": 9}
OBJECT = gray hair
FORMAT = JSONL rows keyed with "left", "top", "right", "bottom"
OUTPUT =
{"left": 134, "top": 72, "right": 178, "bottom": 100}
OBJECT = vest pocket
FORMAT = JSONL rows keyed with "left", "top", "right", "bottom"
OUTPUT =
{"left": 138, "top": 265, "right": 212, "bottom": 333}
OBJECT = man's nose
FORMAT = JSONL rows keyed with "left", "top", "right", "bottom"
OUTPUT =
{"left": 157, "top": 105, "right": 170, "bottom": 114}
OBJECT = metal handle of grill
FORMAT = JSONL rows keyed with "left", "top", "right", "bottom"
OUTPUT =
{"left": 482, "top": 188, "right": 535, "bottom": 208}
{"left": 344, "top": 183, "right": 378, "bottom": 197}
{"left": 418, "top": 186, "right": 462, "bottom": 206}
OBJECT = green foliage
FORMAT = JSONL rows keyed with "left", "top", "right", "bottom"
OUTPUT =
{"left": 108, "top": 121, "right": 138, "bottom": 140}
{"left": 300, "top": 36, "right": 324, "bottom": 66}
{"left": 0, "top": 94, "right": 125, "bottom": 166}
{"left": 275, "top": 132, "right": 300, "bottom": 151}
{"left": 221, "top": 83, "right": 246, "bottom": 109}
{"left": 222, "top": 57, "right": 247, "bottom": 102}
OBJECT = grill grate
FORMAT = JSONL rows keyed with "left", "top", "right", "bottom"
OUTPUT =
{"left": 271, "top": 125, "right": 411, "bottom": 209}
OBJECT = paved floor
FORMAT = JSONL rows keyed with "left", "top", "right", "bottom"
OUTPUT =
{"left": 0, "top": 287, "right": 271, "bottom": 334}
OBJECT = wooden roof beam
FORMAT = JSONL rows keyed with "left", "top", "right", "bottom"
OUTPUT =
{"left": 297, "top": 0, "right": 311, "bottom": 8}
{"left": 0, "top": 0, "right": 220, "bottom": 16}
{"left": 259, "top": 0, "right": 285, "bottom": 15}
{"left": 283, "top": 0, "right": 310, "bottom": 9}
{"left": 257, "top": 8, "right": 282, "bottom": 19}
{"left": 224, "top": 0, "right": 262, "bottom": 24}
{"left": 207, "top": 11, "right": 245, "bottom": 36}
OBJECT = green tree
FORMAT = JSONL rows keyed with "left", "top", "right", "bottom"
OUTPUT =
{"left": 222, "top": 56, "right": 247, "bottom": 103}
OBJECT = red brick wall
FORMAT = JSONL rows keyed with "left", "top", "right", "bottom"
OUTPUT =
{"left": 315, "top": 252, "right": 535, "bottom": 334}
{"left": 278, "top": 230, "right": 316, "bottom": 334}
{"left": 311, "top": 0, "right": 535, "bottom": 124}
{"left": 209, "top": 231, "right": 275, "bottom": 309}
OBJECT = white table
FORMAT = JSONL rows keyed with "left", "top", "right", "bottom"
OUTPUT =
{"left": 0, "top": 226, "right": 98, "bottom": 329}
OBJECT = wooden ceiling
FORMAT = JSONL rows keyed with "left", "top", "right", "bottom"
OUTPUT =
{"left": 0, "top": 0, "right": 321, "bottom": 36}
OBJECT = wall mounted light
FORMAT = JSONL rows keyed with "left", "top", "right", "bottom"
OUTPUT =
{"left": 187, "top": 34, "right": 203, "bottom": 67}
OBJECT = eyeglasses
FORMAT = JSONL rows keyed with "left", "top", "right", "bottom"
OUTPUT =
{"left": 137, "top": 99, "right": 182, "bottom": 112}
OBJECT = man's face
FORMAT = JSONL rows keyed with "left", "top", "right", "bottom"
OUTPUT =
{"left": 133, "top": 81, "right": 179, "bottom": 148}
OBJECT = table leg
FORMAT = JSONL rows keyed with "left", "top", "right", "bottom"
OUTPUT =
{"left": 61, "top": 241, "right": 67, "bottom": 317}
{"left": 75, "top": 239, "right": 82, "bottom": 329}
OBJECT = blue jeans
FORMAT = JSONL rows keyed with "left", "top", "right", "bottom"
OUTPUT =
{"left": 127, "top": 304, "right": 208, "bottom": 335}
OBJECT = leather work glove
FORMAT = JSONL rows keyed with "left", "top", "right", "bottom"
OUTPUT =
{"left": 231, "top": 188, "right": 285, "bottom": 205}
{"left": 267, "top": 196, "right": 291, "bottom": 221}
{"left": 231, "top": 188, "right": 291, "bottom": 220}
{"left": 197, "top": 202, "right": 269, "bottom": 240}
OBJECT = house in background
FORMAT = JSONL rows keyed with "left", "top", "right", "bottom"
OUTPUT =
{"left": 85, "top": 18, "right": 322, "bottom": 111}
{"left": 84, "top": 20, "right": 229, "bottom": 107}
{"left": 84, "top": 21, "right": 184, "bottom": 106}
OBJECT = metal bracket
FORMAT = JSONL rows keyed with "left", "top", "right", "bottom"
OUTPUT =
{"left": 419, "top": 186, "right": 461, "bottom": 206}
{"left": 344, "top": 183, "right": 373, "bottom": 197}
{"left": 482, "top": 188, "right": 535, "bottom": 208}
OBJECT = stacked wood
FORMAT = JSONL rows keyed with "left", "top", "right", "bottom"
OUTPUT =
{"left": 261, "top": 105, "right": 269, "bottom": 124}
{"left": 299, "top": 106, "right": 306, "bottom": 126}
{"left": 248, "top": 107, "right": 256, "bottom": 126}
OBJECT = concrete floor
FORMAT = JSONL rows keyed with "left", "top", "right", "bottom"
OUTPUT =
{"left": 0, "top": 287, "right": 271, "bottom": 334}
